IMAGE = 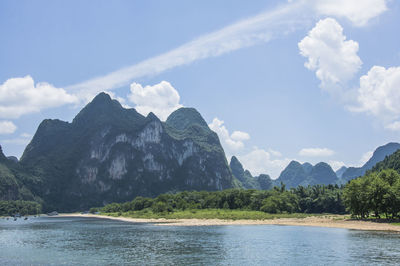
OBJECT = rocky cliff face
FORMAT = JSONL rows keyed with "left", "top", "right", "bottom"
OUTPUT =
{"left": 20, "top": 93, "right": 236, "bottom": 211}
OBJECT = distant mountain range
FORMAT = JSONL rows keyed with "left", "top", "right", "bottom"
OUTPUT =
{"left": 252, "top": 142, "right": 400, "bottom": 188}
{"left": 274, "top": 161, "right": 338, "bottom": 189}
{"left": 0, "top": 92, "right": 399, "bottom": 211}
{"left": 229, "top": 141, "right": 400, "bottom": 189}
{"left": 340, "top": 142, "right": 400, "bottom": 182}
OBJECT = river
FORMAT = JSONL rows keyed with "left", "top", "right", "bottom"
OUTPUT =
{"left": 1, "top": 216, "right": 400, "bottom": 265}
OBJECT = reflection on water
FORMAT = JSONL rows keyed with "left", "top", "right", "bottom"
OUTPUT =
{"left": 0, "top": 217, "right": 399, "bottom": 265}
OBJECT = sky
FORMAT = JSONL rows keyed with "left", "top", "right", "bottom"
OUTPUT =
{"left": 1, "top": 0, "right": 400, "bottom": 179}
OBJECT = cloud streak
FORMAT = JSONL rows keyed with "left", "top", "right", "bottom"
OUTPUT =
{"left": 67, "top": 0, "right": 309, "bottom": 97}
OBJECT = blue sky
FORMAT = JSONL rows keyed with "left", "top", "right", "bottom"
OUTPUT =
{"left": 1, "top": 0, "right": 400, "bottom": 178}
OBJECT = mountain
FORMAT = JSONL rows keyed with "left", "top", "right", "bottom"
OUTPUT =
{"left": 276, "top": 161, "right": 338, "bottom": 188}
{"left": 341, "top": 142, "right": 400, "bottom": 182}
{"left": 276, "top": 161, "right": 307, "bottom": 188}
{"left": 307, "top": 162, "right": 338, "bottom": 185}
{"left": 369, "top": 149, "right": 400, "bottom": 174}
{"left": 229, "top": 156, "right": 273, "bottom": 190}
{"left": 0, "top": 145, "right": 40, "bottom": 201}
{"left": 335, "top": 166, "right": 347, "bottom": 179}
{"left": 20, "top": 93, "right": 237, "bottom": 211}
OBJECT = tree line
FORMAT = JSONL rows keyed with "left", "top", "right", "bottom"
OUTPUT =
{"left": 344, "top": 169, "right": 400, "bottom": 219}
{"left": 93, "top": 183, "right": 346, "bottom": 215}
{"left": 0, "top": 200, "right": 42, "bottom": 216}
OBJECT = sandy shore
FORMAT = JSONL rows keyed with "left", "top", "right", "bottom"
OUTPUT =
{"left": 56, "top": 213, "right": 400, "bottom": 232}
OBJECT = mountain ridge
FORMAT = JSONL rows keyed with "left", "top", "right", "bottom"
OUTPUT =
{"left": 341, "top": 142, "right": 400, "bottom": 182}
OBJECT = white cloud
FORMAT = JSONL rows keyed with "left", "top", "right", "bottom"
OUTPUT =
{"left": 231, "top": 131, "right": 250, "bottom": 141}
{"left": 208, "top": 118, "right": 288, "bottom": 178}
{"left": 350, "top": 66, "right": 400, "bottom": 128}
{"left": 359, "top": 150, "right": 373, "bottom": 166}
{"left": 328, "top": 160, "right": 346, "bottom": 171}
{"left": 0, "top": 121, "right": 17, "bottom": 134}
{"left": 313, "top": 0, "right": 387, "bottom": 27}
{"left": 208, "top": 118, "right": 251, "bottom": 157}
{"left": 0, "top": 75, "right": 78, "bottom": 119}
{"left": 299, "top": 147, "right": 335, "bottom": 157}
{"left": 127, "top": 81, "right": 182, "bottom": 121}
{"left": 298, "top": 18, "right": 362, "bottom": 93}
{"left": 238, "top": 147, "right": 291, "bottom": 179}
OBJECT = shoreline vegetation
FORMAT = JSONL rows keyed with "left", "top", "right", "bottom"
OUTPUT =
{"left": 57, "top": 212, "right": 400, "bottom": 232}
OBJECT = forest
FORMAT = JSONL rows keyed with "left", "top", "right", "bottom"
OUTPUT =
{"left": 96, "top": 168, "right": 400, "bottom": 220}
{"left": 344, "top": 169, "right": 400, "bottom": 219}
{"left": 93, "top": 183, "right": 346, "bottom": 215}
{"left": 0, "top": 200, "right": 42, "bottom": 216}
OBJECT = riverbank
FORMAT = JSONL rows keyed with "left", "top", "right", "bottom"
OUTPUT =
{"left": 57, "top": 213, "right": 400, "bottom": 232}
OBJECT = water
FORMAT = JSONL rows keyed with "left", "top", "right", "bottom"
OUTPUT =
{"left": 1, "top": 217, "right": 400, "bottom": 265}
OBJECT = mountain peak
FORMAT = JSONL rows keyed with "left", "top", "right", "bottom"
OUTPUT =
{"left": 166, "top": 107, "right": 209, "bottom": 131}
{"left": 92, "top": 92, "right": 113, "bottom": 103}
{"left": 230, "top": 156, "right": 245, "bottom": 180}
{"left": 146, "top": 112, "right": 160, "bottom": 121}
{"left": 72, "top": 92, "right": 145, "bottom": 127}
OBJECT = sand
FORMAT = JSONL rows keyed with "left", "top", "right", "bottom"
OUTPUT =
{"left": 56, "top": 213, "right": 400, "bottom": 232}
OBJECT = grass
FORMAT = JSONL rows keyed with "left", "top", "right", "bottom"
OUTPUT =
{"left": 101, "top": 209, "right": 324, "bottom": 220}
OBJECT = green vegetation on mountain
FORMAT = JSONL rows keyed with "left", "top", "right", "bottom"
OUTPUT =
{"left": 369, "top": 149, "right": 400, "bottom": 174}
{"left": 166, "top": 107, "right": 209, "bottom": 131}
{"left": 0, "top": 145, "right": 41, "bottom": 203}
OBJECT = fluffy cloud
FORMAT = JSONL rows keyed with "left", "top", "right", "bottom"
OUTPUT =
{"left": 299, "top": 147, "right": 335, "bottom": 157}
{"left": 298, "top": 18, "right": 362, "bottom": 92}
{"left": 0, "top": 121, "right": 17, "bottom": 134}
{"left": 0, "top": 75, "right": 78, "bottom": 119}
{"left": 208, "top": 118, "right": 289, "bottom": 178}
{"left": 208, "top": 118, "right": 250, "bottom": 156}
{"left": 231, "top": 131, "right": 250, "bottom": 141}
{"left": 238, "top": 148, "right": 290, "bottom": 179}
{"left": 127, "top": 81, "right": 182, "bottom": 121}
{"left": 313, "top": 0, "right": 387, "bottom": 27}
{"left": 350, "top": 66, "right": 400, "bottom": 129}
